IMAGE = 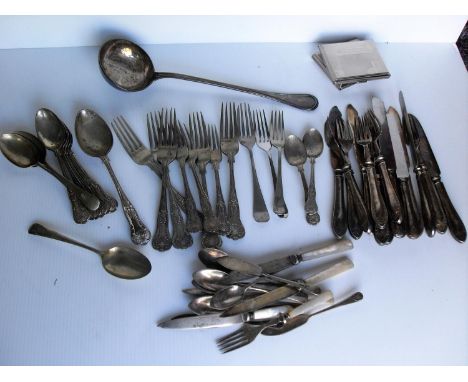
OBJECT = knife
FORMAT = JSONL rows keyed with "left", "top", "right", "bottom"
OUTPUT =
{"left": 221, "top": 257, "right": 353, "bottom": 317}
{"left": 399, "top": 91, "right": 447, "bottom": 236}
{"left": 372, "top": 97, "right": 403, "bottom": 230}
{"left": 157, "top": 305, "right": 292, "bottom": 330}
{"left": 324, "top": 117, "right": 347, "bottom": 239}
{"left": 387, "top": 107, "right": 423, "bottom": 239}
{"left": 409, "top": 114, "right": 466, "bottom": 242}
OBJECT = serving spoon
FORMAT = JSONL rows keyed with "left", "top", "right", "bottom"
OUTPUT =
{"left": 0, "top": 132, "right": 100, "bottom": 211}
{"left": 28, "top": 223, "right": 151, "bottom": 280}
{"left": 75, "top": 109, "right": 151, "bottom": 246}
{"left": 99, "top": 39, "right": 319, "bottom": 111}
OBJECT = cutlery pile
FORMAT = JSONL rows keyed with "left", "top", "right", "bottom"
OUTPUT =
{"left": 157, "top": 239, "right": 362, "bottom": 353}
{"left": 325, "top": 92, "right": 466, "bottom": 244}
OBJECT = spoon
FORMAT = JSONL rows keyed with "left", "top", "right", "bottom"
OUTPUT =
{"left": 28, "top": 223, "right": 151, "bottom": 280}
{"left": 188, "top": 296, "right": 223, "bottom": 315}
{"left": 75, "top": 109, "right": 151, "bottom": 246}
{"left": 262, "top": 292, "right": 363, "bottom": 336}
{"left": 192, "top": 269, "right": 232, "bottom": 292}
{"left": 99, "top": 39, "right": 318, "bottom": 111}
{"left": 284, "top": 134, "right": 308, "bottom": 199}
{"left": 0, "top": 132, "right": 100, "bottom": 211}
{"left": 303, "top": 128, "right": 324, "bottom": 225}
{"left": 198, "top": 248, "right": 231, "bottom": 271}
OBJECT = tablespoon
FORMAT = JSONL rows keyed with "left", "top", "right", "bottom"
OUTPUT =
{"left": 0, "top": 132, "right": 100, "bottom": 211}
{"left": 284, "top": 134, "right": 308, "bottom": 201}
{"left": 99, "top": 39, "right": 319, "bottom": 110}
{"left": 303, "top": 128, "right": 323, "bottom": 225}
{"left": 189, "top": 296, "right": 224, "bottom": 315}
{"left": 28, "top": 223, "right": 151, "bottom": 280}
{"left": 75, "top": 109, "right": 151, "bottom": 246}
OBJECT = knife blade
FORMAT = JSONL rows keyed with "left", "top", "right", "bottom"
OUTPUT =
{"left": 221, "top": 257, "right": 353, "bottom": 317}
{"left": 387, "top": 107, "right": 423, "bottom": 239}
{"left": 409, "top": 114, "right": 466, "bottom": 242}
{"left": 372, "top": 97, "right": 397, "bottom": 172}
{"left": 158, "top": 305, "right": 291, "bottom": 330}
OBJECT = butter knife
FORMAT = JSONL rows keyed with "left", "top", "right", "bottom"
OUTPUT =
{"left": 409, "top": 114, "right": 466, "bottom": 242}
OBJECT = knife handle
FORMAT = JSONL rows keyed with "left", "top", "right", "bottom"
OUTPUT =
{"left": 365, "top": 165, "right": 388, "bottom": 229}
{"left": 360, "top": 168, "right": 372, "bottom": 234}
{"left": 299, "top": 239, "right": 353, "bottom": 261}
{"left": 433, "top": 178, "right": 466, "bottom": 243}
{"left": 372, "top": 175, "right": 393, "bottom": 245}
{"left": 388, "top": 172, "right": 405, "bottom": 238}
{"left": 398, "top": 177, "right": 423, "bottom": 239}
{"left": 416, "top": 167, "right": 447, "bottom": 234}
{"left": 415, "top": 172, "right": 436, "bottom": 237}
{"left": 288, "top": 291, "right": 334, "bottom": 318}
{"left": 304, "top": 257, "right": 354, "bottom": 286}
{"left": 331, "top": 169, "right": 347, "bottom": 239}
{"left": 343, "top": 167, "right": 369, "bottom": 233}
{"left": 346, "top": 176, "right": 364, "bottom": 239}
{"left": 376, "top": 159, "right": 402, "bottom": 224}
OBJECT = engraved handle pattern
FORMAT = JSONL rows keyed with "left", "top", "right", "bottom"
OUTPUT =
{"left": 248, "top": 149, "right": 269, "bottom": 222}
{"left": 365, "top": 165, "right": 388, "bottom": 229}
{"left": 399, "top": 177, "right": 423, "bottom": 239}
{"left": 305, "top": 158, "right": 320, "bottom": 225}
{"left": 227, "top": 157, "right": 245, "bottom": 240}
{"left": 213, "top": 165, "right": 229, "bottom": 235}
{"left": 331, "top": 170, "right": 347, "bottom": 239}
{"left": 163, "top": 167, "right": 192, "bottom": 249}
{"left": 377, "top": 159, "right": 402, "bottom": 223}
{"left": 434, "top": 179, "right": 466, "bottom": 242}
{"left": 152, "top": 181, "right": 172, "bottom": 251}
{"left": 179, "top": 163, "right": 202, "bottom": 233}
{"left": 101, "top": 157, "right": 150, "bottom": 246}
{"left": 273, "top": 148, "right": 288, "bottom": 217}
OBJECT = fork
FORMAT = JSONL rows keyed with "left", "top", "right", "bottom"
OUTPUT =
{"left": 111, "top": 115, "right": 188, "bottom": 214}
{"left": 220, "top": 102, "right": 245, "bottom": 240}
{"left": 239, "top": 103, "right": 269, "bottom": 222}
{"left": 354, "top": 115, "right": 388, "bottom": 229}
{"left": 184, "top": 121, "right": 218, "bottom": 234}
{"left": 209, "top": 125, "right": 229, "bottom": 235}
{"left": 255, "top": 109, "right": 277, "bottom": 189}
{"left": 269, "top": 111, "right": 288, "bottom": 218}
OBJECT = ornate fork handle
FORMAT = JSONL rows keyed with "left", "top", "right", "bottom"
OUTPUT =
{"left": 179, "top": 163, "right": 203, "bottom": 233}
{"left": 102, "top": 157, "right": 151, "bottom": 246}
{"left": 273, "top": 148, "right": 288, "bottom": 217}
{"left": 189, "top": 162, "right": 218, "bottom": 234}
{"left": 227, "top": 156, "right": 245, "bottom": 240}
{"left": 212, "top": 164, "right": 229, "bottom": 235}
{"left": 162, "top": 166, "right": 192, "bottom": 249}
{"left": 152, "top": 180, "right": 172, "bottom": 251}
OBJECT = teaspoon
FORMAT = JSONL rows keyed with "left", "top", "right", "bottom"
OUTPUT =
{"left": 75, "top": 109, "right": 151, "bottom": 246}
{"left": 0, "top": 132, "right": 100, "bottom": 211}
{"left": 28, "top": 223, "right": 151, "bottom": 280}
{"left": 99, "top": 39, "right": 318, "bottom": 111}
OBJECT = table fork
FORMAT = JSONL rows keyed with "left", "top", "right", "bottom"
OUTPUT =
{"left": 270, "top": 111, "right": 288, "bottom": 218}
{"left": 255, "top": 109, "right": 277, "bottom": 189}
{"left": 220, "top": 102, "right": 245, "bottom": 240}
{"left": 239, "top": 103, "right": 269, "bottom": 222}
{"left": 111, "top": 115, "right": 187, "bottom": 214}
{"left": 354, "top": 115, "right": 388, "bottom": 229}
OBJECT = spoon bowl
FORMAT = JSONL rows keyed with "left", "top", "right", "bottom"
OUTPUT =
{"left": 75, "top": 109, "right": 113, "bottom": 157}
{"left": 284, "top": 135, "right": 307, "bottom": 167}
{"left": 0, "top": 132, "right": 44, "bottom": 168}
{"left": 303, "top": 128, "right": 324, "bottom": 159}
{"left": 198, "top": 248, "right": 230, "bottom": 271}
{"left": 189, "top": 296, "right": 222, "bottom": 315}
{"left": 192, "top": 269, "right": 231, "bottom": 291}
{"left": 35, "top": 108, "right": 69, "bottom": 151}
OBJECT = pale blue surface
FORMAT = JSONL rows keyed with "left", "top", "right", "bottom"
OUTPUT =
{"left": 0, "top": 41, "right": 467, "bottom": 365}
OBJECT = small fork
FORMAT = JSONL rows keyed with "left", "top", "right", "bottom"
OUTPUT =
{"left": 354, "top": 116, "right": 388, "bottom": 229}
{"left": 255, "top": 109, "right": 277, "bottom": 188}
{"left": 220, "top": 102, "right": 245, "bottom": 240}
{"left": 269, "top": 111, "right": 288, "bottom": 218}
{"left": 239, "top": 103, "right": 269, "bottom": 222}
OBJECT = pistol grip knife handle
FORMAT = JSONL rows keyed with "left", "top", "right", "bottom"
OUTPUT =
{"left": 417, "top": 167, "right": 447, "bottom": 234}
{"left": 376, "top": 159, "right": 402, "bottom": 224}
{"left": 332, "top": 169, "right": 347, "bottom": 239}
{"left": 398, "top": 177, "right": 423, "bottom": 239}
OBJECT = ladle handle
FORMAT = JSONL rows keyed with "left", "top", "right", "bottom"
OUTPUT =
{"left": 38, "top": 162, "right": 100, "bottom": 212}
{"left": 28, "top": 223, "right": 101, "bottom": 255}
{"left": 155, "top": 72, "right": 319, "bottom": 111}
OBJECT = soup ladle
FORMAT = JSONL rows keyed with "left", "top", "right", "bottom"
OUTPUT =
{"left": 99, "top": 39, "right": 319, "bottom": 110}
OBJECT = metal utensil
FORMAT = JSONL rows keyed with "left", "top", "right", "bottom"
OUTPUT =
{"left": 270, "top": 110, "right": 288, "bottom": 218}
{"left": 189, "top": 296, "right": 223, "bottom": 315}
{"left": 75, "top": 109, "right": 151, "bottom": 245}
{"left": 28, "top": 223, "right": 151, "bottom": 280}
{"left": 220, "top": 103, "right": 245, "bottom": 239}
{"left": 158, "top": 305, "right": 292, "bottom": 330}
{"left": 99, "top": 39, "right": 319, "bottom": 110}
{"left": 303, "top": 128, "right": 323, "bottom": 225}
{"left": 284, "top": 134, "right": 308, "bottom": 199}
{"left": 0, "top": 132, "right": 100, "bottom": 212}
{"left": 239, "top": 103, "right": 269, "bottom": 222}
{"left": 255, "top": 109, "right": 277, "bottom": 189}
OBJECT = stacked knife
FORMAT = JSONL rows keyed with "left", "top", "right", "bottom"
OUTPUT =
{"left": 158, "top": 239, "right": 362, "bottom": 353}
{"left": 325, "top": 92, "right": 466, "bottom": 244}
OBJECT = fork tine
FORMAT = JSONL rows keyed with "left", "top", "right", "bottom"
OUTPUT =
{"left": 111, "top": 120, "right": 133, "bottom": 155}
{"left": 117, "top": 116, "right": 142, "bottom": 148}
{"left": 220, "top": 103, "right": 224, "bottom": 139}
{"left": 219, "top": 338, "right": 251, "bottom": 353}
{"left": 113, "top": 117, "right": 136, "bottom": 151}
{"left": 216, "top": 327, "right": 243, "bottom": 343}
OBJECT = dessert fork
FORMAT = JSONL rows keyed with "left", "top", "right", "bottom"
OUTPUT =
{"left": 255, "top": 109, "right": 277, "bottom": 189}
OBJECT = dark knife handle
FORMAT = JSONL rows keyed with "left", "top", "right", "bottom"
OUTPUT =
{"left": 331, "top": 169, "right": 347, "bottom": 239}
{"left": 360, "top": 168, "right": 372, "bottom": 234}
{"left": 365, "top": 165, "right": 388, "bottom": 229}
{"left": 415, "top": 172, "right": 435, "bottom": 237}
{"left": 433, "top": 178, "right": 466, "bottom": 243}
{"left": 376, "top": 159, "right": 402, "bottom": 224}
{"left": 346, "top": 178, "right": 363, "bottom": 239}
{"left": 388, "top": 172, "right": 405, "bottom": 238}
{"left": 373, "top": 222, "right": 393, "bottom": 245}
{"left": 343, "top": 167, "right": 369, "bottom": 233}
{"left": 398, "top": 177, "right": 423, "bottom": 239}
{"left": 416, "top": 167, "right": 447, "bottom": 234}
